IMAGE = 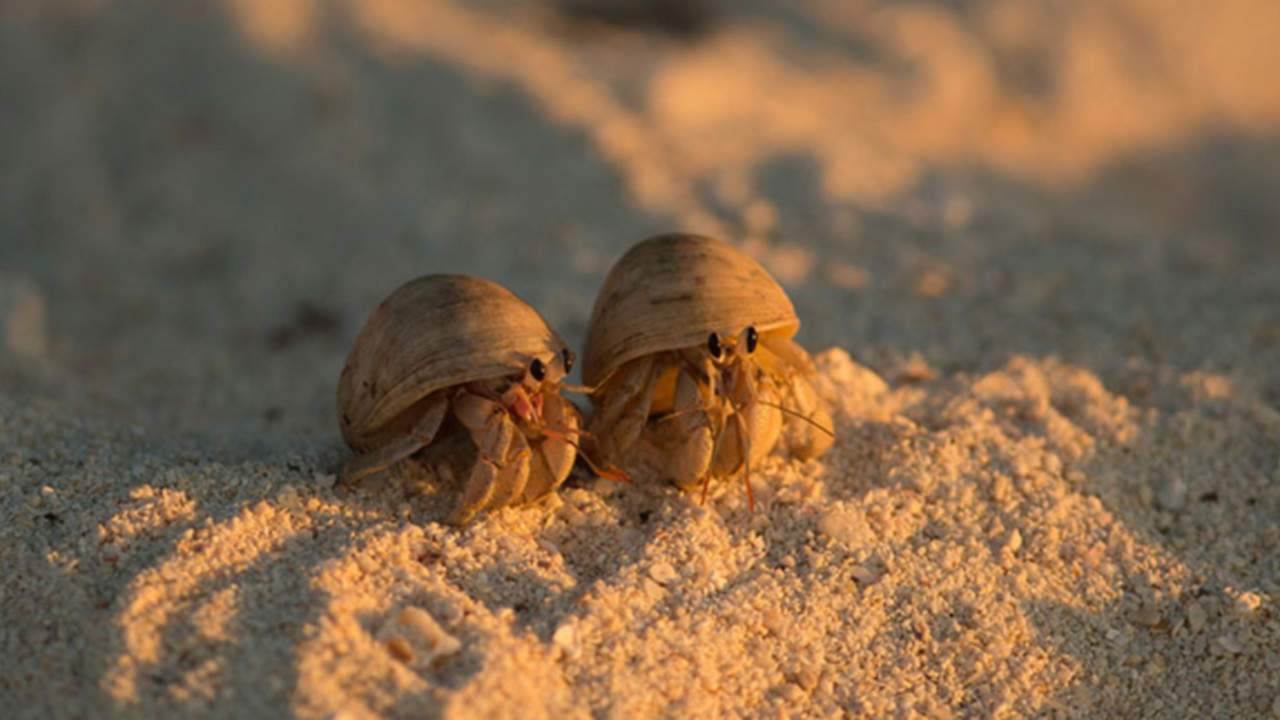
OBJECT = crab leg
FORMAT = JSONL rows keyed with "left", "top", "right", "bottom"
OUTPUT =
{"left": 448, "top": 391, "right": 530, "bottom": 523}
{"left": 483, "top": 432, "right": 531, "bottom": 511}
{"left": 662, "top": 352, "right": 717, "bottom": 492}
{"left": 523, "top": 392, "right": 580, "bottom": 502}
{"left": 588, "top": 354, "right": 661, "bottom": 460}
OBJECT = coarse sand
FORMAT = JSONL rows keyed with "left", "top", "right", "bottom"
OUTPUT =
{"left": 2, "top": 0, "right": 1279, "bottom": 717}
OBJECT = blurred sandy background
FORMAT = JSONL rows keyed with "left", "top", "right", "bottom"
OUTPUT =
{"left": 2, "top": 0, "right": 1279, "bottom": 717}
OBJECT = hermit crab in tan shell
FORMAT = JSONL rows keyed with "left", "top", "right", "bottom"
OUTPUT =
{"left": 583, "top": 233, "right": 834, "bottom": 508}
{"left": 336, "top": 274, "right": 623, "bottom": 525}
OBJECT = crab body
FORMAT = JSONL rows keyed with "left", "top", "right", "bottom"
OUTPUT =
{"left": 583, "top": 234, "right": 833, "bottom": 504}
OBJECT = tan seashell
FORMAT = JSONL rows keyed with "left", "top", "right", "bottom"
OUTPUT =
{"left": 339, "top": 274, "right": 566, "bottom": 451}
{"left": 583, "top": 233, "right": 798, "bottom": 388}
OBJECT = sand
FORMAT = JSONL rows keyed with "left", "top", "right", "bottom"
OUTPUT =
{"left": 2, "top": 0, "right": 1279, "bottom": 717}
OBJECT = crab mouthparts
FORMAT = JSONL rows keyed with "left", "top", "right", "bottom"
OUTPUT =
{"left": 503, "top": 385, "right": 543, "bottom": 424}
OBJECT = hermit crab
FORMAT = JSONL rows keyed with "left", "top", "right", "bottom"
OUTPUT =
{"left": 336, "top": 274, "right": 587, "bottom": 524}
{"left": 583, "top": 233, "right": 833, "bottom": 507}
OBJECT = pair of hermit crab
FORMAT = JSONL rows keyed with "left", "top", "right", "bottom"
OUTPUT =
{"left": 336, "top": 233, "right": 834, "bottom": 524}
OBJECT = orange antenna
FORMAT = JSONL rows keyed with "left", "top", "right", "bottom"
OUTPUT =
{"left": 537, "top": 424, "right": 631, "bottom": 484}
{"left": 756, "top": 400, "right": 835, "bottom": 437}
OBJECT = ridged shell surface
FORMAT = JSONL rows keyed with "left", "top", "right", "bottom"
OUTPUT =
{"left": 583, "top": 234, "right": 798, "bottom": 386}
{"left": 339, "top": 274, "right": 565, "bottom": 450}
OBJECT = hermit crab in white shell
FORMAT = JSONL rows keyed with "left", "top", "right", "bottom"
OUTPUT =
{"left": 583, "top": 233, "right": 834, "bottom": 508}
{"left": 336, "top": 274, "right": 599, "bottom": 525}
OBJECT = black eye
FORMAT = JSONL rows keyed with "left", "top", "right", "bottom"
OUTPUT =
{"left": 707, "top": 332, "right": 722, "bottom": 359}
{"left": 745, "top": 326, "right": 758, "bottom": 353}
{"left": 529, "top": 358, "right": 546, "bottom": 381}
{"left": 562, "top": 348, "right": 574, "bottom": 373}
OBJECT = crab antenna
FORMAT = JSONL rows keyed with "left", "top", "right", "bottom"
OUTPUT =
{"left": 537, "top": 424, "right": 631, "bottom": 483}
{"left": 756, "top": 400, "right": 835, "bottom": 437}
{"left": 653, "top": 406, "right": 714, "bottom": 425}
{"left": 577, "top": 448, "right": 632, "bottom": 484}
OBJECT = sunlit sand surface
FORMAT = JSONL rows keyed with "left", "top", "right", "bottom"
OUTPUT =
{"left": 2, "top": 0, "right": 1278, "bottom": 716}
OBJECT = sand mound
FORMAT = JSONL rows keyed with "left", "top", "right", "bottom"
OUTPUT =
{"left": 3, "top": 0, "right": 1278, "bottom": 716}
{"left": 4, "top": 350, "right": 1277, "bottom": 717}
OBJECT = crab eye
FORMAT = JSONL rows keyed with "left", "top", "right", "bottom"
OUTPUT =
{"left": 745, "top": 326, "right": 758, "bottom": 354}
{"left": 529, "top": 357, "right": 546, "bottom": 381}
{"left": 561, "top": 348, "right": 574, "bottom": 373}
{"left": 707, "top": 332, "right": 723, "bottom": 359}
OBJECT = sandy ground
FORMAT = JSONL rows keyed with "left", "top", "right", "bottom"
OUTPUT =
{"left": 3, "top": 0, "right": 1280, "bottom": 717}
